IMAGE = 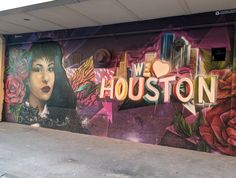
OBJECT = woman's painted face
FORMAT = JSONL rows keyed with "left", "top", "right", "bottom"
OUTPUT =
{"left": 29, "top": 57, "right": 55, "bottom": 102}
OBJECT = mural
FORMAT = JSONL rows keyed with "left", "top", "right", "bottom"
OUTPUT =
{"left": 4, "top": 25, "right": 236, "bottom": 156}
{"left": 5, "top": 42, "right": 87, "bottom": 133}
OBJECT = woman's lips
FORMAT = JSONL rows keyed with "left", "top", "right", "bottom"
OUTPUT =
{"left": 41, "top": 86, "right": 51, "bottom": 93}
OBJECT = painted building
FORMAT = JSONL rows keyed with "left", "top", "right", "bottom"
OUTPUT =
{"left": 3, "top": 11, "right": 236, "bottom": 156}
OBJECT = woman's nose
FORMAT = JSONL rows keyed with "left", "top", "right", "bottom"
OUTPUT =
{"left": 42, "top": 71, "right": 49, "bottom": 84}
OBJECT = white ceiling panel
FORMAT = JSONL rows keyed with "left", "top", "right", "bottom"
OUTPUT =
{"left": 186, "top": 0, "right": 236, "bottom": 13}
{"left": 28, "top": 5, "right": 99, "bottom": 29}
{"left": 0, "top": 12, "right": 62, "bottom": 32}
{"left": 118, "top": 0, "right": 189, "bottom": 20}
{"left": 66, "top": 0, "right": 140, "bottom": 25}
{"left": 0, "top": 20, "right": 33, "bottom": 34}
{"left": 0, "top": 0, "right": 235, "bottom": 35}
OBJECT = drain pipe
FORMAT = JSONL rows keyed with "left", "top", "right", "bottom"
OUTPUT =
{"left": 0, "top": 35, "right": 5, "bottom": 122}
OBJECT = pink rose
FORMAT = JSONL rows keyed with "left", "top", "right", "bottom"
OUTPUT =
{"left": 5, "top": 75, "right": 26, "bottom": 104}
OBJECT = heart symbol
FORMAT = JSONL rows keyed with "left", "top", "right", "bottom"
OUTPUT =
{"left": 152, "top": 60, "right": 170, "bottom": 78}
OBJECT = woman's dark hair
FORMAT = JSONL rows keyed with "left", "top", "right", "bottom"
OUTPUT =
{"left": 27, "top": 41, "right": 76, "bottom": 109}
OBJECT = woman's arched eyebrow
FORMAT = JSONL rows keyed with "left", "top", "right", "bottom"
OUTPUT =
{"left": 48, "top": 62, "right": 55, "bottom": 67}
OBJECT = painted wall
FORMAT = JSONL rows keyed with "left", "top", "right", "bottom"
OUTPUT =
{"left": 3, "top": 13, "right": 236, "bottom": 156}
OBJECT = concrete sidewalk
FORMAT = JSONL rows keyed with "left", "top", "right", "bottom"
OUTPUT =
{"left": 0, "top": 122, "right": 236, "bottom": 178}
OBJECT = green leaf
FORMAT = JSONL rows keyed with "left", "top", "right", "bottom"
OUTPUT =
{"left": 9, "top": 104, "right": 23, "bottom": 122}
{"left": 201, "top": 49, "right": 229, "bottom": 73}
{"left": 197, "top": 140, "right": 211, "bottom": 152}
{"left": 192, "top": 110, "right": 205, "bottom": 136}
{"left": 173, "top": 110, "right": 193, "bottom": 137}
{"left": 233, "top": 59, "right": 236, "bottom": 72}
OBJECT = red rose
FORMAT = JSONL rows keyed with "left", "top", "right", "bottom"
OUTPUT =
{"left": 210, "top": 69, "right": 236, "bottom": 102}
{"left": 5, "top": 75, "right": 26, "bottom": 104}
{"left": 200, "top": 99, "right": 236, "bottom": 156}
{"left": 199, "top": 70, "right": 236, "bottom": 156}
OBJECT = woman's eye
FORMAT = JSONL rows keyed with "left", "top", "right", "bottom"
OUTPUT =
{"left": 48, "top": 67, "right": 55, "bottom": 72}
{"left": 32, "top": 67, "right": 41, "bottom": 72}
